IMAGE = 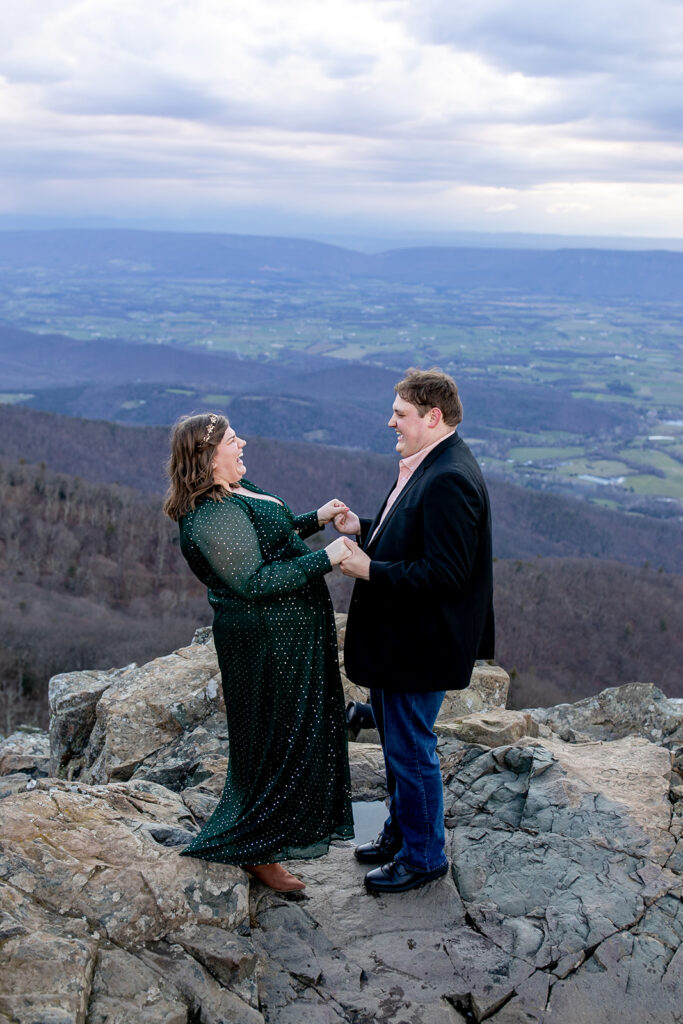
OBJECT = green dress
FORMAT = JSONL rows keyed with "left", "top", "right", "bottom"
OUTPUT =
{"left": 177, "top": 480, "right": 354, "bottom": 865}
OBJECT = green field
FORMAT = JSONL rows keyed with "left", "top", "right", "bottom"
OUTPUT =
{"left": 0, "top": 393, "right": 34, "bottom": 403}
{"left": 627, "top": 475, "right": 683, "bottom": 500}
{"left": 622, "top": 448, "right": 683, "bottom": 477}
{"left": 2, "top": 268, "right": 682, "bottom": 513}
{"left": 557, "top": 459, "right": 632, "bottom": 477}
{"left": 10, "top": 282, "right": 683, "bottom": 412}
{"left": 490, "top": 427, "right": 683, "bottom": 509}
{"left": 508, "top": 446, "right": 585, "bottom": 462}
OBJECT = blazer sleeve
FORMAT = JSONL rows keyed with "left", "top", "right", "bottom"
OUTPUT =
{"left": 359, "top": 517, "right": 373, "bottom": 545}
{"left": 368, "top": 472, "right": 483, "bottom": 592}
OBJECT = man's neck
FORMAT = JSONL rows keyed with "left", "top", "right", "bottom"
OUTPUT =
{"left": 408, "top": 428, "right": 454, "bottom": 459}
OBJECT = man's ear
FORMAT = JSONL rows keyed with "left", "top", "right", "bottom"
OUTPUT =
{"left": 429, "top": 407, "right": 442, "bottom": 427}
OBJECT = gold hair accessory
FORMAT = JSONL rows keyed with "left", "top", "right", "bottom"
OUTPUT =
{"left": 201, "top": 414, "right": 218, "bottom": 445}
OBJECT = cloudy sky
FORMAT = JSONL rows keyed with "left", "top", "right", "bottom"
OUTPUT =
{"left": 2, "top": 0, "right": 682, "bottom": 241}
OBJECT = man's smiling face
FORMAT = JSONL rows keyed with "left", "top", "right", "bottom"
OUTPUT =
{"left": 388, "top": 395, "right": 434, "bottom": 457}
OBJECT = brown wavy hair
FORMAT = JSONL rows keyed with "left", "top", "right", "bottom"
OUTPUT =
{"left": 163, "top": 412, "right": 231, "bottom": 521}
{"left": 395, "top": 367, "right": 463, "bottom": 427}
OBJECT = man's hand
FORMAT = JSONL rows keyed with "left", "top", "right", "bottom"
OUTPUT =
{"left": 333, "top": 508, "right": 361, "bottom": 535}
{"left": 325, "top": 536, "right": 354, "bottom": 566}
{"left": 317, "top": 499, "right": 349, "bottom": 525}
{"left": 339, "top": 538, "right": 371, "bottom": 579}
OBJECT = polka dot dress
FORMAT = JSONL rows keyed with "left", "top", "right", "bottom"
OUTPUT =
{"left": 177, "top": 480, "right": 354, "bottom": 865}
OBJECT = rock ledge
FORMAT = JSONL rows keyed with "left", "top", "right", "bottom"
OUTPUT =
{"left": 1, "top": 634, "right": 682, "bottom": 1023}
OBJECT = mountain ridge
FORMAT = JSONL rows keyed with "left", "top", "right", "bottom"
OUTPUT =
{"left": 2, "top": 228, "right": 682, "bottom": 298}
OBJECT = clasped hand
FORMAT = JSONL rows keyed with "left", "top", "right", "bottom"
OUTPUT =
{"left": 317, "top": 496, "right": 362, "bottom": 535}
{"left": 320, "top": 499, "right": 370, "bottom": 578}
{"left": 317, "top": 498, "right": 349, "bottom": 525}
{"left": 324, "top": 535, "right": 370, "bottom": 578}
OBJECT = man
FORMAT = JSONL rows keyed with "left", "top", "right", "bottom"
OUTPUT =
{"left": 335, "top": 368, "right": 494, "bottom": 895}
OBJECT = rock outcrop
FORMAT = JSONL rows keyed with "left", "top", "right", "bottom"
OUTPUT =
{"left": 527, "top": 682, "right": 683, "bottom": 748}
{"left": 0, "top": 777, "right": 258, "bottom": 1024}
{"left": 1, "top": 628, "right": 682, "bottom": 1024}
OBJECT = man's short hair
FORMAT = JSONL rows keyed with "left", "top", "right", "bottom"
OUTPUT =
{"left": 395, "top": 367, "right": 463, "bottom": 426}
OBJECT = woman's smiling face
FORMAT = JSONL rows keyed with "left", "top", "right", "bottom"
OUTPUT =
{"left": 212, "top": 427, "right": 247, "bottom": 487}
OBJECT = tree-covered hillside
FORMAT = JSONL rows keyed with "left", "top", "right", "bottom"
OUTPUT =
{"left": 1, "top": 449, "right": 681, "bottom": 730}
{"left": 1, "top": 404, "right": 681, "bottom": 570}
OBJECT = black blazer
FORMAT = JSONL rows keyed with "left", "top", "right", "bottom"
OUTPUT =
{"left": 344, "top": 433, "right": 495, "bottom": 693}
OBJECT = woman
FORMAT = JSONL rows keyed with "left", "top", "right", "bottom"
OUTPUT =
{"left": 164, "top": 412, "right": 354, "bottom": 892}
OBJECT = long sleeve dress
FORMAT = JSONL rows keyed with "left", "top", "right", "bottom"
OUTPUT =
{"left": 177, "top": 480, "right": 354, "bottom": 865}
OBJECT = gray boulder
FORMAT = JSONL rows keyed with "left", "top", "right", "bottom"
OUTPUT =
{"left": 49, "top": 664, "right": 134, "bottom": 778}
{"left": 440, "top": 660, "right": 511, "bottom": 720}
{"left": 48, "top": 637, "right": 223, "bottom": 783}
{"left": 528, "top": 682, "right": 683, "bottom": 748}
{"left": 0, "top": 727, "right": 50, "bottom": 778}
{"left": 437, "top": 708, "right": 539, "bottom": 746}
{"left": 47, "top": 625, "right": 509, "bottom": 796}
{"left": 242, "top": 725, "right": 680, "bottom": 1022}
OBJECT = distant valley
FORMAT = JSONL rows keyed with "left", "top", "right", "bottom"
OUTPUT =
{"left": 0, "top": 228, "right": 681, "bottom": 729}
{"left": 0, "top": 228, "right": 681, "bottom": 515}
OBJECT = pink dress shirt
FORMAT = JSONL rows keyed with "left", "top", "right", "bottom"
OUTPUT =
{"left": 369, "top": 431, "right": 455, "bottom": 545}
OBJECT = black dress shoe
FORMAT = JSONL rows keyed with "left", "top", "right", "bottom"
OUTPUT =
{"left": 353, "top": 833, "right": 402, "bottom": 865}
{"left": 346, "top": 701, "right": 376, "bottom": 739}
{"left": 364, "top": 859, "right": 449, "bottom": 894}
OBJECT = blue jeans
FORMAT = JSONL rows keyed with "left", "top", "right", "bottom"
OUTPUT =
{"left": 370, "top": 688, "right": 448, "bottom": 873}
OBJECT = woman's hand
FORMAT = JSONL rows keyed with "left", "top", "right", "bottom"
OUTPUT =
{"left": 333, "top": 508, "right": 361, "bottom": 535}
{"left": 325, "top": 536, "right": 354, "bottom": 566}
{"left": 317, "top": 498, "right": 349, "bottom": 526}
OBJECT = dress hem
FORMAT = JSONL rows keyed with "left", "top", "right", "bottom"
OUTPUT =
{"left": 178, "top": 827, "right": 355, "bottom": 867}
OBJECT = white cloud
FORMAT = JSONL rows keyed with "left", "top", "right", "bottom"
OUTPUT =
{"left": 0, "top": 0, "right": 681, "bottom": 237}
{"left": 546, "top": 202, "right": 592, "bottom": 215}
{"left": 411, "top": 0, "right": 683, "bottom": 76}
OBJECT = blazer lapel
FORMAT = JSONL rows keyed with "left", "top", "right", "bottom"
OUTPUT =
{"left": 365, "top": 461, "right": 427, "bottom": 551}
{"left": 363, "top": 479, "right": 398, "bottom": 551}
{"left": 365, "top": 433, "right": 461, "bottom": 552}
